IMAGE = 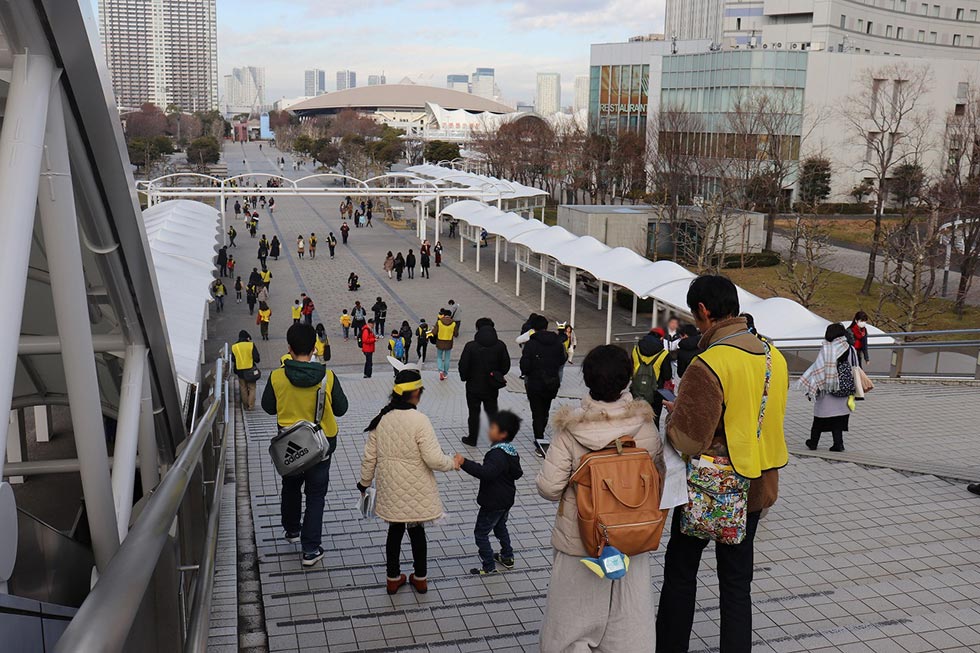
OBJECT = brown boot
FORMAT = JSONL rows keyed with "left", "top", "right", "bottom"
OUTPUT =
{"left": 386, "top": 574, "right": 407, "bottom": 595}
{"left": 409, "top": 574, "right": 428, "bottom": 594}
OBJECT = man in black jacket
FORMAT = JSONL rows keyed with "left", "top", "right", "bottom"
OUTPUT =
{"left": 519, "top": 315, "right": 566, "bottom": 456}
{"left": 372, "top": 297, "right": 387, "bottom": 335}
{"left": 458, "top": 317, "right": 511, "bottom": 446}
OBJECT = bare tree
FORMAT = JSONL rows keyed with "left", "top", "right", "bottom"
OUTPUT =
{"left": 875, "top": 214, "right": 941, "bottom": 333}
{"left": 840, "top": 62, "right": 934, "bottom": 294}
{"left": 778, "top": 207, "right": 830, "bottom": 308}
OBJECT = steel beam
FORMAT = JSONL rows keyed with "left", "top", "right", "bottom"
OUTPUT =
{"left": 111, "top": 345, "right": 146, "bottom": 541}
{"left": 18, "top": 334, "right": 126, "bottom": 355}
{"left": 138, "top": 363, "right": 159, "bottom": 495}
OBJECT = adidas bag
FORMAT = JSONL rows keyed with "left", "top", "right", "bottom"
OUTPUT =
{"left": 268, "top": 373, "right": 335, "bottom": 477}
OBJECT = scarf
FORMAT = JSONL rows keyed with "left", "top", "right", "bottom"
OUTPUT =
{"left": 365, "top": 397, "right": 416, "bottom": 432}
{"left": 797, "top": 336, "right": 849, "bottom": 399}
{"left": 491, "top": 442, "right": 518, "bottom": 456}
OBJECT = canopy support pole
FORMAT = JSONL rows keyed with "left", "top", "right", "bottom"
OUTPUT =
{"left": 459, "top": 225, "right": 465, "bottom": 263}
{"left": 540, "top": 255, "right": 547, "bottom": 311}
{"left": 598, "top": 282, "right": 603, "bottom": 310}
{"left": 476, "top": 230, "right": 481, "bottom": 272}
{"left": 652, "top": 300, "right": 660, "bottom": 328}
{"left": 494, "top": 236, "right": 500, "bottom": 283}
{"left": 606, "top": 284, "right": 615, "bottom": 344}
{"left": 111, "top": 345, "right": 147, "bottom": 542}
{"left": 570, "top": 267, "right": 577, "bottom": 328}
{"left": 515, "top": 248, "right": 521, "bottom": 297}
{"left": 435, "top": 194, "right": 441, "bottom": 240}
{"left": 218, "top": 186, "right": 226, "bottom": 246}
{"left": 138, "top": 363, "right": 159, "bottom": 495}
{"left": 631, "top": 294, "right": 638, "bottom": 327}
{"left": 503, "top": 241, "right": 508, "bottom": 263}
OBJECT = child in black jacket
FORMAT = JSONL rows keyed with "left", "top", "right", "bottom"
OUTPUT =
{"left": 455, "top": 411, "right": 524, "bottom": 575}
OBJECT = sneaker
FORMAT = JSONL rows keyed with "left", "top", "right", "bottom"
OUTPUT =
{"left": 439, "top": 372, "right": 446, "bottom": 381}
{"left": 494, "top": 553, "right": 515, "bottom": 570}
{"left": 968, "top": 483, "right": 980, "bottom": 496}
{"left": 804, "top": 440, "right": 817, "bottom": 451}
{"left": 469, "top": 568, "right": 497, "bottom": 576}
{"left": 829, "top": 445, "right": 845, "bottom": 452}
{"left": 386, "top": 574, "right": 407, "bottom": 595}
{"left": 284, "top": 531, "right": 301, "bottom": 544}
{"left": 534, "top": 440, "right": 548, "bottom": 458}
{"left": 461, "top": 437, "right": 477, "bottom": 447}
{"left": 301, "top": 547, "right": 325, "bottom": 567}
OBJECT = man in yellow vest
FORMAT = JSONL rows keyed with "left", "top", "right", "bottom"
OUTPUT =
{"left": 262, "top": 323, "right": 349, "bottom": 567}
{"left": 656, "top": 275, "right": 788, "bottom": 653}
{"left": 231, "top": 330, "right": 261, "bottom": 410}
{"left": 434, "top": 308, "right": 459, "bottom": 381}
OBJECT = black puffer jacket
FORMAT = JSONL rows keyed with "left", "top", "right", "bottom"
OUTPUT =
{"left": 675, "top": 337, "right": 702, "bottom": 378}
{"left": 520, "top": 330, "right": 566, "bottom": 398}
{"left": 461, "top": 446, "right": 523, "bottom": 510}
{"left": 458, "top": 325, "right": 511, "bottom": 397}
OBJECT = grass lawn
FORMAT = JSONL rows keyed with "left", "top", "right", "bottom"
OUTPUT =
{"left": 725, "top": 265, "right": 980, "bottom": 338}
{"left": 773, "top": 217, "right": 911, "bottom": 250}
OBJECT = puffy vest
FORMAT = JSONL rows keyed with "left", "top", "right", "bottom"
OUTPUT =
{"left": 269, "top": 367, "right": 338, "bottom": 436}
{"left": 231, "top": 341, "right": 254, "bottom": 370}
{"left": 695, "top": 342, "right": 789, "bottom": 479}
{"left": 437, "top": 320, "right": 455, "bottom": 341}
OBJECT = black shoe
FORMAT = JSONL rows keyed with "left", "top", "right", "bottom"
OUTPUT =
{"left": 534, "top": 440, "right": 548, "bottom": 458}
{"left": 302, "top": 547, "right": 325, "bottom": 567}
{"left": 494, "top": 553, "right": 515, "bottom": 570}
{"left": 461, "top": 437, "right": 477, "bottom": 447}
{"left": 804, "top": 440, "right": 817, "bottom": 451}
{"left": 829, "top": 445, "right": 845, "bottom": 452}
{"left": 968, "top": 483, "right": 980, "bottom": 496}
{"left": 469, "top": 567, "right": 497, "bottom": 576}
{"left": 284, "top": 531, "right": 301, "bottom": 544}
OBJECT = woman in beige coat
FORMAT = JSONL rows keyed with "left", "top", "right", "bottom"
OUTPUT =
{"left": 536, "top": 345, "right": 665, "bottom": 652}
{"left": 358, "top": 369, "right": 459, "bottom": 595}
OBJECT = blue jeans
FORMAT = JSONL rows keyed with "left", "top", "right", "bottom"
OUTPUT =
{"left": 474, "top": 508, "right": 513, "bottom": 571}
{"left": 281, "top": 458, "right": 332, "bottom": 554}
{"left": 437, "top": 348, "right": 451, "bottom": 374}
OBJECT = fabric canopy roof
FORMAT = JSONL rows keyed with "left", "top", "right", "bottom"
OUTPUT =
{"left": 441, "top": 199, "right": 893, "bottom": 344}
{"left": 143, "top": 200, "right": 221, "bottom": 399}
{"left": 407, "top": 164, "right": 547, "bottom": 201}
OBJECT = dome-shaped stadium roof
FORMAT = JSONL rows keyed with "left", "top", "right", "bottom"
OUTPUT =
{"left": 289, "top": 84, "right": 515, "bottom": 114}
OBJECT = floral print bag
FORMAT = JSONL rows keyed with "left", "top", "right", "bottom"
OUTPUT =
{"left": 680, "top": 336, "right": 772, "bottom": 545}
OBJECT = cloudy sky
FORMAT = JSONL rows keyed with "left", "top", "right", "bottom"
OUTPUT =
{"left": 217, "top": 0, "right": 667, "bottom": 105}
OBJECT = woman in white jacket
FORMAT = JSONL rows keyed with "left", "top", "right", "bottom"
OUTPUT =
{"left": 358, "top": 369, "right": 459, "bottom": 595}
{"left": 536, "top": 345, "right": 665, "bottom": 652}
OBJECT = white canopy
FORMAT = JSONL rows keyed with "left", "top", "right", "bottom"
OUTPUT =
{"left": 407, "top": 164, "right": 548, "bottom": 201}
{"left": 143, "top": 200, "right": 221, "bottom": 399}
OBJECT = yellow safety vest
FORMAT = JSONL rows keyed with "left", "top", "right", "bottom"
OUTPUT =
{"left": 632, "top": 347, "right": 668, "bottom": 378}
{"left": 231, "top": 341, "right": 254, "bottom": 370}
{"left": 436, "top": 320, "right": 455, "bottom": 341}
{"left": 269, "top": 367, "right": 338, "bottom": 436}
{"left": 260, "top": 270, "right": 272, "bottom": 283}
{"left": 315, "top": 337, "right": 326, "bottom": 357}
{"left": 280, "top": 353, "right": 292, "bottom": 366}
{"left": 291, "top": 305, "right": 302, "bottom": 320}
{"left": 258, "top": 309, "right": 271, "bottom": 323}
{"left": 695, "top": 342, "right": 789, "bottom": 479}
{"left": 340, "top": 314, "right": 352, "bottom": 327}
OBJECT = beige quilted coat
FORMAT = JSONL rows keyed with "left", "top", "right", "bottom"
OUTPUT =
{"left": 359, "top": 408, "right": 455, "bottom": 523}
{"left": 536, "top": 393, "right": 665, "bottom": 556}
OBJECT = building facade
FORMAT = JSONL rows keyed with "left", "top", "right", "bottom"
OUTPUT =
{"left": 367, "top": 74, "right": 387, "bottom": 86}
{"left": 536, "top": 72, "right": 561, "bottom": 115}
{"left": 471, "top": 67, "right": 498, "bottom": 99}
{"left": 665, "top": 0, "right": 725, "bottom": 42}
{"left": 574, "top": 75, "right": 590, "bottom": 113}
{"left": 336, "top": 70, "right": 357, "bottom": 91}
{"left": 224, "top": 66, "right": 265, "bottom": 115}
{"left": 304, "top": 69, "right": 326, "bottom": 96}
{"left": 447, "top": 74, "right": 470, "bottom": 92}
{"left": 98, "top": 0, "right": 218, "bottom": 112}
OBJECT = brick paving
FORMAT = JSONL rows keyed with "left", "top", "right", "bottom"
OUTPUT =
{"left": 208, "top": 142, "right": 980, "bottom": 652}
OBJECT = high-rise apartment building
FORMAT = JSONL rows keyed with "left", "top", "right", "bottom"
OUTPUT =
{"left": 471, "top": 67, "right": 497, "bottom": 99}
{"left": 304, "top": 69, "right": 326, "bottom": 96}
{"left": 224, "top": 66, "right": 265, "bottom": 115}
{"left": 665, "top": 0, "right": 725, "bottom": 42}
{"left": 536, "top": 72, "right": 561, "bottom": 115}
{"left": 98, "top": 0, "right": 218, "bottom": 112}
{"left": 574, "top": 75, "right": 590, "bottom": 113}
{"left": 336, "top": 70, "right": 357, "bottom": 90}
{"left": 447, "top": 74, "right": 470, "bottom": 92}
{"left": 367, "top": 74, "right": 387, "bottom": 86}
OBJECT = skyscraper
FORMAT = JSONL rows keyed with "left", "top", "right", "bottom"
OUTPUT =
{"left": 367, "top": 74, "right": 386, "bottom": 86}
{"left": 471, "top": 68, "right": 496, "bottom": 99}
{"left": 446, "top": 74, "right": 469, "bottom": 92}
{"left": 536, "top": 72, "right": 561, "bottom": 116}
{"left": 665, "top": 0, "right": 725, "bottom": 42}
{"left": 98, "top": 0, "right": 218, "bottom": 112}
{"left": 336, "top": 70, "right": 357, "bottom": 91}
{"left": 224, "top": 66, "right": 265, "bottom": 115}
{"left": 574, "top": 75, "right": 590, "bottom": 113}
{"left": 304, "top": 69, "right": 326, "bottom": 96}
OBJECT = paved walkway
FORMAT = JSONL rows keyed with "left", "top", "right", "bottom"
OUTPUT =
{"left": 208, "top": 143, "right": 980, "bottom": 652}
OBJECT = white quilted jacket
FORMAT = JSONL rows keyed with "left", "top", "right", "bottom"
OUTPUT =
{"left": 359, "top": 408, "right": 455, "bottom": 523}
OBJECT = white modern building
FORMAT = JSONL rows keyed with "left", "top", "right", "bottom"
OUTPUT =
{"left": 98, "top": 0, "right": 218, "bottom": 111}
{"left": 665, "top": 0, "right": 725, "bottom": 43}
{"left": 224, "top": 66, "right": 265, "bottom": 116}
{"left": 447, "top": 74, "right": 470, "bottom": 92}
{"left": 304, "top": 69, "right": 326, "bottom": 96}
{"left": 536, "top": 72, "right": 561, "bottom": 116}
{"left": 368, "top": 74, "right": 387, "bottom": 86}
{"left": 336, "top": 69, "right": 357, "bottom": 90}
{"left": 574, "top": 75, "right": 590, "bottom": 113}
{"left": 471, "top": 67, "right": 498, "bottom": 99}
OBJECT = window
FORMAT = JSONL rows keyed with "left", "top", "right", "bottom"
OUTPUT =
{"left": 840, "top": 14, "right": 846, "bottom": 29}
{"left": 930, "top": 31, "right": 938, "bottom": 43}
{"left": 933, "top": 4, "right": 941, "bottom": 16}
{"left": 886, "top": 25, "right": 894, "bottom": 37}
{"left": 920, "top": 3, "right": 928, "bottom": 14}
{"left": 954, "top": 33, "right": 962, "bottom": 45}
{"left": 857, "top": 19, "right": 864, "bottom": 31}
{"left": 736, "top": 17, "right": 741, "bottom": 30}
{"left": 972, "top": 9, "right": 978, "bottom": 20}
{"left": 872, "top": 78, "right": 886, "bottom": 115}
{"left": 866, "top": 132, "right": 882, "bottom": 162}
{"left": 957, "top": 8, "right": 965, "bottom": 20}
{"left": 958, "top": 81, "right": 969, "bottom": 98}
{"left": 968, "top": 35, "right": 975, "bottom": 46}
{"left": 897, "top": 26, "right": 905, "bottom": 39}
{"left": 867, "top": 21, "right": 874, "bottom": 34}
{"left": 917, "top": 29, "right": 925, "bottom": 41}
{"left": 899, "top": 0, "right": 907, "bottom": 10}
{"left": 955, "top": 103, "right": 966, "bottom": 115}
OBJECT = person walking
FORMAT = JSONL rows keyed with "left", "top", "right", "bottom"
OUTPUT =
{"left": 212, "top": 279, "right": 226, "bottom": 312}
{"left": 257, "top": 302, "right": 272, "bottom": 340}
{"left": 351, "top": 301, "right": 367, "bottom": 342}
{"left": 257, "top": 239, "right": 268, "bottom": 269}
{"left": 313, "top": 323, "right": 330, "bottom": 362}
{"left": 234, "top": 276, "right": 243, "bottom": 304}
{"left": 519, "top": 315, "right": 566, "bottom": 457}
{"left": 674, "top": 323, "right": 703, "bottom": 380}
{"left": 561, "top": 323, "right": 577, "bottom": 364}
{"left": 327, "top": 232, "right": 337, "bottom": 259}
{"left": 231, "top": 330, "right": 261, "bottom": 410}
{"left": 340, "top": 221, "right": 350, "bottom": 244}
{"left": 297, "top": 234, "right": 305, "bottom": 259}
{"left": 458, "top": 317, "right": 511, "bottom": 446}
{"left": 537, "top": 345, "right": 664, "bottom": 651}
{"left": 656, "top": 275, "right": 789, "bottom": 653}
{"left": 246, "top": 283, "right": 258, "bottom": 315}
{"left": 383, "top": 251, "right": 395, "bottom": 279}
{"left": 301, "top": 293, "right": 315, "bottom": 327}
{"left": 399, "top": 320, "right": 413, "bottom": 363}
{"left": 233, "top": 200, "right": 241, "bottom": 217}
{"left": 340, "top": 309, "right": 352, "bottom": 341}
{"left": 262, "top": 323, "right": 349, "bottom": 567}
{"left": 372, "top": 297, "right": 388, "bottom": 335}
{"left": 798, "top": 322, "right": 856, "bottom": 452}
{"left": 420, "top": 248, "right": 431, "bottom": 279}
{"left": 309, "top": 232, "right": 318, "bottom": 260}
{"left": 448, "top": 299, "right": 461, "bottom": 333}
{"left": 630, "top": 328, "right": 672, "bottom": 426}
{"left": 434, "top": 309, "right": 459, "bottom": 381}
{"left": 227, "top": 225, "right": 237, "bottom": 247}
{"left": 848, "top": 311, "right": 870, "bottom": 368}
{"left": 291, "top": 299, "right": 302, "bottom": 325}
{"left": 227, "top": 255, "right": 236, "bottom": 280}
{"left": 434, "top": 241, "right": 443, "bottom": 267}
{"left": 394, "top": 252, "right": 406, "bottom": 282}
{"left": 216, "top": 246, "right": 228, "bottom": 277}
{"left": 416, "top": 319, "right": 431, "bottom": 363}
{"left": 361, "top": 319, "right": 377, "bottom": 378}
{"left": 259, "top": 266, "right": 272, "bottom": 295}
{"left": 406, "top": 249, "right": 416, "bottom": 279}
{"left": 270, "top": 235, "right": 281, "bottom": 261}
{"left": 357, "top": 369, "right": 460, "bottom": 595}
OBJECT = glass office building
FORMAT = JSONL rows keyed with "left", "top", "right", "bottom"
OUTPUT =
{"left": 589, "top": 63, "right": 650, "bottom": 134}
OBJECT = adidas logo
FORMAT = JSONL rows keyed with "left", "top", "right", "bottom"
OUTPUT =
{"left": 283, "top": 440, "right": 309, "bottom": 466}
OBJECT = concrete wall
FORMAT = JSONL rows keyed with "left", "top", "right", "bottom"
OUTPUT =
{"left": 558, "top": 206, "right": 651, "bottom": 255}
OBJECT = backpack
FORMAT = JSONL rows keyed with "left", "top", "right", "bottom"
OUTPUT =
{"left": 631, "top": 350, "right": 666, "bottom": 405}
{"left": 570, "top": 437, "right": 667, "bottom": 557}
{"left": 392, "top": 338, "right": 405, "bottom": 359}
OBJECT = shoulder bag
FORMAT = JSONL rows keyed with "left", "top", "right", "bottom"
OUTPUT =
{"left": 268, "top": 372, "right": 336, "bottom": 477}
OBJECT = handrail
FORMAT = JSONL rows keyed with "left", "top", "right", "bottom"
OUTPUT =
{"left": 55, "top": 355, "right": 225, "bottom": 653}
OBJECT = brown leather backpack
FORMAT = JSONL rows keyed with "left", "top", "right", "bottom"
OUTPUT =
{"left": 570, "top": 437, "right": 668, "bottom": 557}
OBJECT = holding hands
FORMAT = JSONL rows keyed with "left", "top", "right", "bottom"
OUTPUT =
{"left": 453, "top": 453, "right": 466, "bottom": 469}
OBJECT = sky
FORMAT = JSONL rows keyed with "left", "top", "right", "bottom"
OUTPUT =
{"left": 216, "top": 0, "right": 668, "bottom": 106}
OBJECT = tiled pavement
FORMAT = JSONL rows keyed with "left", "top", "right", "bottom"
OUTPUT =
{"left": 210, "top": 142, "right": 980, "bottom": 651}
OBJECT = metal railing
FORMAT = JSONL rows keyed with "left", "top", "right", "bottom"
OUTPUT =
{"left": 54, "top": 347, "right": 231, "bottom": 653}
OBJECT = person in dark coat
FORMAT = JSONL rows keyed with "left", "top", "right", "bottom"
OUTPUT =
{"left": 406, "top": 250, "right": 417, "bottom": 279}
{"left": 248, "top": 266, "right": 262, "bottom": 289}
{"left": 419, "top": 249, "right": 431, "bottom": 279}
{"left": 257, "top": 239, "right": 268, "bottom": 268}
{"left": 458, "top": 318, "right": 512, "bottom": 446}
{"left": 270, "top": 236, "right": 281, "bottom": 260}
{"left": 519, "top": 315, "right": 566, "bottom": 455}
{"left": 372, "top": 297, "right": 388, "bottom": 335}
{"left": 634, "top": 327, "right": 672, "bottom": 423}
{"left": 216, "top": 246, "right": 228, "bottom": 277}
{"left": 674, "top": 324, "right": 703, "bottom": 379}
{"left": 399, "top": 320, "right": 413, "bottom": 362}
{"left": 394, "top": 252, "right": 406, "bottom": 281}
